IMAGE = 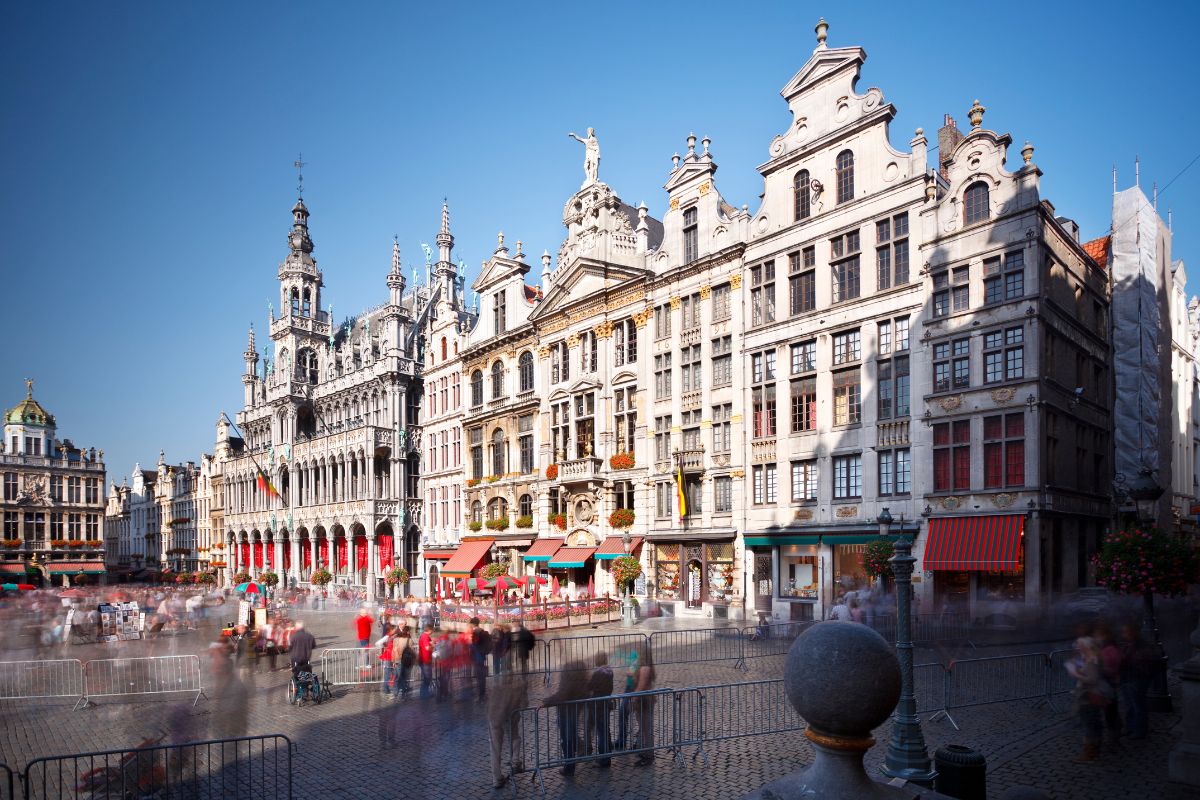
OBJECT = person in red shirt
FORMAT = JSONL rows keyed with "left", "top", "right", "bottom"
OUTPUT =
{"left": 355, "top": 609, "right": 373, "bottom": 647}
{"left": 418, "top": 624, "right": 434, "bottom": 698}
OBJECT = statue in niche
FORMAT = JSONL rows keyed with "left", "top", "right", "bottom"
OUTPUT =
{"left": 568, "top": 128, "right": 600, "bottom": 186}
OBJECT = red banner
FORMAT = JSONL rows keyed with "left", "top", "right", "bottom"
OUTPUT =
{"left": 336, "top": 537, "right": 347, "bottom": 570}
{"left": 355, "top": 536, "right": 368, "bottom": 571}
{"left": 266, "top": 543, "right": 274, "bottom": 569}
{"left": 240, "top": 543, "right": 250, "bottom": 570}
{"left": 377, "top": 534, "right": 394, "bottom": 569}
{"left": 301, "top": 540, "right": 311, "bottom": 569}
{"left": 283, "top": 543, "right": 291, "bottom": 570}
{"left": 253, "top": 543, "right": 263, "bottom": 569}
{"left": 317, "top": 538, "right": 328, "bottom": 567}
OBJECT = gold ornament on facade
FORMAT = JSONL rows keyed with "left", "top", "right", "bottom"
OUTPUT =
{"left": 990, "top": 387, "right": 1015, "bottom": 405}
{"left": 730, "top": 469, "right": 745, "bottom": 479}
{"left": 992, "top": 493, "right": 1015, "bottom": 508}
{"left": 699, "top": 284, "right": 711, "bottom": 300}
{"left": 565, "top": 334, "right": 580, "bottom": 348}
{"left": 594, "top": 321, "right": 613, "bottom": 339}
{"left": 698, "top": 182, "right": 711, "bottom": 196}
{"left": 794, "top": 508, "right": 814, "bottom": 521}
{"left": 669, "top": 296, "right": 681, "bottom": 311}
{"left": 669, "top": 197, "right": 680, "bottom": 211}
{"left": 938, "top": 395, "right": 964, "bottom": 411}
{"left": 835, "top": 506, "right": 858, "bottom": 518}
{"left": 729, "top": 272, "right": 743, "bottom": 290}
{"left": 632, "top": 308, "right": 653, "bottom": 328}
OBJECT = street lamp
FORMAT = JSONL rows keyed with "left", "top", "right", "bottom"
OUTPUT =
{"left": 1128, "top": 470, "right": 1172, "bottom": 713}
{"left": 621, "top": 529, "right": 637, "bottom": 627}
{"left": 881, "top": 508, "right": 936, "bottom": 786}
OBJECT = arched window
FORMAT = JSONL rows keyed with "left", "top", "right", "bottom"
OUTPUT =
{"left": 302, "top": 288, "right": 311, "bottom": 316}
{"left": 793, "top": 170, "right": 811, "bottom": 220}
{"left": 290, "top": 288, "right": 300, "bottom": 316}
{"left": 518, "top": 351, "right": 534, "bottom": 393}
{"left": 519, "top": 494, "right": 533, "bottom": 518}
{"left": 488, "top": 497, "right": 508, "bottom": 520}
{"left": 491, "top": 428, "right": 506, "bottom": 476}
{"left": 471, "top": 370, "right": 483, "bottom": 407}
{"left": 441, "top": 337, "right": 447, "bottom": 360}
{"left": 836, "top": 151, "right": 854, "bottom": 204}
{"left": 964, "top": 181, "right": 990, "bottom": 224}
{"left": 491, "top": 361, "right": 504, "bottom": 399}
{"left": 471, "top": 501, "right": 482, "bottom": 524}
{"left": 297, "top": 348, "right": 319, "bottom": 384}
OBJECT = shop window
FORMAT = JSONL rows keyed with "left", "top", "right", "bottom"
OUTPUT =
{"left": 706, "top": 543, "right": 735, "bottom": 603}
{"left": 779, "top": 545, "right": 818, "bottom": 599}
{"left": 656, "top": 543, "right": 680, "bottom": 599}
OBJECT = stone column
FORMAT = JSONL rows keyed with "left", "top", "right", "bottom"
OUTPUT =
{"left": 289, "top": 536, "right": 300, "bottom": 587}
{"left": 274, "top": 537, "right": 284, "bottom": 581}
{"left": 366, "top": 531, "right": 377, "bottom": 597}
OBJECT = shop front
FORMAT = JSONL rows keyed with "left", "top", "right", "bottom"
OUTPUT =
{"left": 547, "top": 546, "right": 596, "bottom": 597}
{"left": 594, "top": 535, "right": 643, "bottom": 596}
{"left": 421, "top": 549, "right": 455, "bottom": 599}
{"left": 647, "top": 530, "right": 738, "bottom": 618}
{"left": 922, "top": 514, "right": 1025, "bottom": 623}
{"left": 746, "top": 535, "right": 820, "bottom": 622}
{"left": 440, "top": 538, "right": 495, "bottom": 599}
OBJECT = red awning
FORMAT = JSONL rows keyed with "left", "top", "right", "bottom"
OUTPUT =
{"left": 422, "top": 550, "right": 456, "bottom": 560}
{"left": 0, "top": 564, "right": 30, "bottom": 575}
{"left": 595, "top": 536, "right": 643, "bottom": 560}
{"left": 923, "top": 515, "right": 1024, "bottom": 571}
{"left": 548, "top": 547, "right": 596, "bottom": 568}
{"left": 48, "top": 561, "right": 107, "bottom": 574}
{"left": 441, "top": 539, "right": 494, "bottom": 576}
{"left": 522, "top": 538, "right": 564, "bottom": 562}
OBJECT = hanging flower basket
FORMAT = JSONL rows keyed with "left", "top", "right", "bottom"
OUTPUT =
{"left": 175, "top": 572, "right": 193, "bottom": 585}
{"left": 195, "top": 572, "right": 217, "bottom": 585}
{"left": 259, "top": 571, "right": 279, "bottom": 587}
{"left": 310, "top": 567, "right": 333, "bottom": 587}
{"left": 863, "top": 538, "right": 895, "bottom": 578}
{"left": 545, "top": 464, "right": 559, "bottom": 480}
{"left": 516, "top": 515, "right": 533, "bottom": 528}
{"left": 609, "top": 508, "right": 635, "bottom": 529}
{"left": 469, "top": 521, "right": 483, "bottom": 532}
{"left": 482, "top": 561, "right": 510, "bottom": 579}
{"left": 233, "top": 571, "right": 252, "bottom": 584}
{"left": 609, "top": 452, "right": 635, "bottom": 470}
{"left": 1093, "top": 526, "right": 1199, "bottom": 597}
{"left": 550, "top": 513, "right": 566, "bottom": 530}
{"left": 485, "top": 516, "right": 510, "bottom": 531}
{"left": 211, "top": 542, "right": 225, "bottom": 551}
{"left": 611, "top": 555, "right": 642, "bottom": 587}
{"left": 385, "top": 567, "right": 409, "bottom": 586}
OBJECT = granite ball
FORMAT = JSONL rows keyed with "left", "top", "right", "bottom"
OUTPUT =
{"left": 784, "top": 622, "right": 901, "bottom": 737}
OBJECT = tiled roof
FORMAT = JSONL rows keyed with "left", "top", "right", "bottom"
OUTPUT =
{"left": 1082, "top": 236, "right": 1110, "bottom": 268}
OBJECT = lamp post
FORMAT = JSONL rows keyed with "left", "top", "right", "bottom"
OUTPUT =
{"left": 881, "top": 508, "right": 936, "bottom": 786}
{"left": 1128, "top": 471, "right": 1172, "bottom": 712}
{"left": 621, "top": 530, "right": 637, "bottom": 627}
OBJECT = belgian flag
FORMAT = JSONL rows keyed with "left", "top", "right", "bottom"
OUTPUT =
{"left": 256, "top": 469, "right": 280, "bottom": 499}
{"left": 676, "top": 464, "right": 687, "bottom": 519}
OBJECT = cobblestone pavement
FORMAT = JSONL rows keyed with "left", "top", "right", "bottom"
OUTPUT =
{"left": 0, "top": 609, "right": 1194, "bottom": 799}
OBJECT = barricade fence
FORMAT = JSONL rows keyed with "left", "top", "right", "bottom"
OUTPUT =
{"left": 318, "top": 646, "right": 384, "bottom": 687}
{"left": 21, "top": 733, "right": 293, "bottom": 800}
{"left": 77, "top": 655, "right": 206, "bottom": 710}
{"left": 742, "top": 622, "right": 816, "bottom": 660}
{"left": 649, "top": 628, "right": 745, "bottom": 668}
{"left": 0, "top": 660, "right": 84, "bottom": 703}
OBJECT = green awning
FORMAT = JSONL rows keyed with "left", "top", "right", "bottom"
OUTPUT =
{"left": 822, "top": 535, "right": 875, "bottom": 545}
{"left": 745, "top": 535, "right": 820, "bottom": 546}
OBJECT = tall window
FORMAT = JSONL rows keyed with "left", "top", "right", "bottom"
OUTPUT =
{"left": 833, "top": 329, "right": 861, "bottom": 365}
{"left": 656, "top": 482, "right": 673, "bottom": 518}
{"left": 614, "top": 385, "right": 637, "bottom": 453}
{"left": 681, "top": 409, "right": 702, "bottom": 451}
{"left": 579, "top": 331, "right": 597, "bottom": 373}
{"left": 712, "top": 283, "right": 731, "bottom": 321}
{"left": 681, "top": 293, "right": 702, "bottom": 329}
{"left": 753, "top": 464, "right": 778, "bottom": 504}
{"left": 683, "top": 207, "right": 699, "bottom": 263}
{"left": 751, "top": 262, "right": 776, "bottom": 326}
{"left": 933, "top": 421, "right": 971, "bottom": 491}
{"left": 793, "top": 169, "right": 811, "bottom": 220}
{"left": 655, "top": 415, "right": 672, "bottom": 462}
{"left": 791, "top": 460, "right": 817, "bottom": 502}
{"left": 751, "top": 350, "right": 777, "bottom": 438}
{"left": 519, "top": 414, "right": 534, "bottom": 473}
{"left": 50, "top": 474, "right": 62, "bottom": 501}
{"left": 711, "top": 336, "right": 732, "bottom": 387}
{"left": 964, "top": 181, "right": 990, "bottom": 224}
{"left": 491, "top": 361, "right": 504, "bottom": 399}
{"left": 984, "top": 327, "right": 1024, "bottom": 383}
{"left": 985, "top": 414, "right": 1025, "bottom": 488}
{"left": 518, "top": 351, "right": 534, "bottom": 393}
{"left": 984, "top": 251, "right": 1025, "bottom": 304}
{"left": 790, "top": 377, "right": 816, "bottom": 433}
{"left": 68, "top": 477, "right": 81, "bottom": 503}
{"left": 876, "top": 212, "right": 910, "bottom": 290}
{"left": 835, "top": 150, "right": 854, "bottom": 204}
{"left": 789, "top": 247, "right": 816, "bottom": 315}
{"left": 3, "top": 474, "right": 15, "bottom": 501}
{"left": 469, "top": 428, "right": 483, "bottom": 479}
{"left": 519, "top": 494, "right": 533, "bottom": 518}
{"left": 471, "top": 370, "right": 483, "bottom": 406}
{"left": 830, "top": 229, "right": 861, "bottom": 303}
{"left": 832, "top": 369, "right": 861, "bottom": 426}
{"left": 551, "top": 341, "right": 569, "bottom": 383}
{"left": 681, "top": 344, "right": 702, "bottom": 392}
{"left": 933, "top": 267, "right": 969, "bottom": 317}
{"left": 877, "top": 356, "right": 910, "bottom": 420}
{"left": 614, "top": 319, "right": 637, "bottom": 365}
{"left": 655, "top": 304, "right": 672, "bottom": 340}
{"left": 934, "top": 338, "right": 970, "bottom": 392}
{"left": 614, "top": 481, "right": 634, "bottom": 510}
{"left": 833, "top": 455, "right": 862, "bottom": 499}
{"left": 878, "top": 448, "right": 911, "bottom": 495}
{"left": 573, "top": 392, "right": 595, "bottom": 458}
{"left": 714, "top": 476, "right": 732, "bottom": 512}
{"left": 493, "top": 289, "right": 507, "bottom": 334}
{"left": 551, "top": 400, "right": 571, "bottom": 460}
{"left": 655, "top": 353, "right": 673, "bottom": 399}
{"left": 711, "top": 404, "right": 732, "bottom": 454}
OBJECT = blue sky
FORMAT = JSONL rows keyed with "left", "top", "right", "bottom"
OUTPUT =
{"left": 2, "top": 2, "right": 1198, "bottom": 481}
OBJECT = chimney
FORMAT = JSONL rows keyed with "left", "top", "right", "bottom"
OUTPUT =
{"left": 938, "top": 114, "right": 964, "bottom": 179}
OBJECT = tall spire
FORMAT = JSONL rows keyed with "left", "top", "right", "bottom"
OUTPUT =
{"left": 436, "top": 198, "right": 454, "bottom": 264}
{"left": 387, "top": 236, "right": 406, "bottom": 305}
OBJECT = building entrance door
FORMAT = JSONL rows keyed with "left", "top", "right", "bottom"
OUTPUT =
{"left": 685, "top": 559, "right": 703, "bottom": 608}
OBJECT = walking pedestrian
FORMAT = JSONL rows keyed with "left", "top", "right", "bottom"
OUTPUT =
{"left": 469, "top": 617, "right": 492, "bottom": 700}
{"left": 492, "top": 622, "right": 511, "bottom": 675}
{"left": 394, "top": 623, "right": 413, "bottom": 697}
{"left": 586, "top": 652, "right": 614, "bottom": 767}
{"left": 631, "top": 644, "right": 657, "bottom": 765}
{"left": 513, "top": 620, "right": 536, "bottom": 673}
{"left": 378, "top": 624, "right": 397, "bottom": 697}
{"left": 1096, "top": 624, "right": 1123, "bottom": 744}
{"left": 1118, "top": 622, "right": 1154, "bottom": 739}
{"left": 418, "top": 623, "right": 434, "bottom": 698}
{"left": 1066, "top": 635, "right": 1111, "bottom": 762}
{"left": 487, "top": 670, "right": 529, "bottom": 788}
{"left": 542, "top": 660, "right": 589, "bottom": 776}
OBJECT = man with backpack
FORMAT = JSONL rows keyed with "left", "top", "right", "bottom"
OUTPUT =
{"left": 513, "top": 621, "right": 536, "bottom": 673}
{"left": 469, "top": 617, "right": 492, "bottom": 701}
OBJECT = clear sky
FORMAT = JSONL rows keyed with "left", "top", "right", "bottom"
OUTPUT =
{"left": 3, "top": 2, "right": 1198, "bottom": 482}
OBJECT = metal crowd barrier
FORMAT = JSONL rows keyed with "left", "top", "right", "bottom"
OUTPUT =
{"left": 547, "top": 633, "right": 647, "bottom": 675}
{"left": 1045, "top": 648, "right": 1077, "bottom": 710}
{"left": 742, "top": 621, "right": 816, "bottom": 660}
{"left": 0, "top": 660, "right": 84, "bottom": 703}
{"left": 649, "top": 628, "right": 745, "bottom": 669}
{"left": 319, "top": 646, "right": 384, "bottom": 687}
{"left": 77, "top": 655, "right": 206, "bottom": 710}
{"left": 945, "top": 653, "right": 1048, "bottom": 711}
{"left": 865, "top": 613, "right": 971, "bottom": 645}
{"left": 676, "top": 679, "right": 802, "bottom": 764}
{"left": 21, "top": 733, "right": 293, "bottom": 799}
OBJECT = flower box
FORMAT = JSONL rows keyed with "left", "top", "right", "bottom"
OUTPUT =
{"left": 609, "top": 451, "right": 635, "bottom": 470}
{"left": 550, "top": 513, "right": 566, "bottom": 530}
{"left": 50, "top": 539, "right": 68, "bottom": 547}
{"left": 66, "top": 540, "right": 85, "bottom": 548}
{"left": 1, "top": 539, "right": 22, "bottom": 548}
{"left": 486, "top": 475, "right": 501, "bottom": 484}
{"left": 545, "top": 464, "right": 559, "bottom": 480}
{"left": 609, "top": 508, "right": 635, "bottom": 529}
{"left": 467, "top": 478, "right": 481, "bottom": 488}
{"left": 469, "top": 521, "right": 483, "bottom": 532}
{"left": 515, "top": 515, "right": 533, "bottom": 529}
{"left": 485, "top": 516, "right": 510, "bottom": 531}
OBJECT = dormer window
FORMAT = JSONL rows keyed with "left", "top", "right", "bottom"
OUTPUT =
{"left": 794, "top": 170, "right": 811, "bottom": 221}
{"left": 964, "top": 181, "right": 990, "bottom": 225}
{"left": 493, "top": 289, "right": 507, "bottom": 335}
{"left": 683, "top": 207, "right": 698, "bottom": 264}
{"left": 836, "top": 151, "right": 855, "bottom": 204}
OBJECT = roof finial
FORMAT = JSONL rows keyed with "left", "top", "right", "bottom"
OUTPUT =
{"left": 440, "top": 199, "right": 450, "bottom": 235}
{"left": 25, "top": 378, "right": 33, "bottom": 399}
{"left": 815, "top": 17, "right": 828, "bottom": 48}
{"left": 968, "top": 99, "right": 985, "bottom": 129}
{"left": 293, "top": 153, "right": 307, "bottom": 198}
{"left": 687, "top": 132, "right": 697, "bottom": 155}
{"left": 391, "top": 236, "right": 402, "bottom": 274}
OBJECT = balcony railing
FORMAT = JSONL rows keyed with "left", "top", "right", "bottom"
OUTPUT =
{"left": 559, "top": 456, "right": 602, "bottom": 482}
{"left": 877, "top": 419, "right": 910, "bottom": 448}
{"left": 673, "top": 448, "right": 705, "bottom": 473}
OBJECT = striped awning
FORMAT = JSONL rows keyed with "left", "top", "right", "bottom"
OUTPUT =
{"left": 595, "top": 536, "right": 642, "bottom": 560}
{"left": 923, "top": 515, "right": 1024, "bottom": 571}
{"left": 48, "top": 561, "right": 106, "bottom": 574}
{"left": 440, "top": 539, "right": 494, "bottom": 576}
{"left": 522, "top": 538, "right": 564, "bottom": 562}
{"left": 548, "top": 547, "right": 596, "bottom": 568}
